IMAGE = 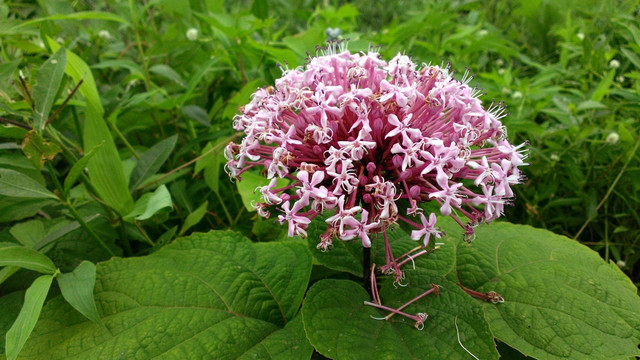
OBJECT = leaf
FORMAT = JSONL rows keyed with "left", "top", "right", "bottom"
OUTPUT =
{"left": 32, "top": 47, "right": 66, "bottom": 131}
{"left": 21, "top": 130, "right": 61, "bottom": 171}
{"left": 238, "top": 315, "right": 313, "bottom": 359}
{"left": 0, "top": 291, "right": 24, "bottom": 352}
{"left": 9, "top": 220, "right": 45, "bottom": 248}
{"left": 47, "top": 38, "right": 134, "bottom": 215}
{"left": 123, "top": 185, "right": 173, "bottom": 221}
{"left": 591, "top": 69, "right": 616, "bottom": 102}
{"left": 0, "top": 169, "right": 57, "bottom": 199}
{"left": 179, "top": 200, "right": 208, "bottom": 235}
{"left": 302, "top": 279, "right": 498, "bottom": 360}
{"left": 0, "top": 198, "right": 55, "bottom": 223}
{"left": 20, "top": 231, "right": 312, "bottom": 359}
{"left": 13, "top": 11, "right": 128, "bottom": 32}
{"left": 5, "top": 275, "right": 54, "bottom": 360}
{"left": 303, "top": 216, "right": 364, "bottom": 277}
{"left": 251, "top": 0, "right": 269, "bottom": 20}
{"left": 62, "top": 141, "right": 103, "bottom": 193}
{"left": 236, "top": 171, "right": 288, "bottom": 212}
{"left": 149, "top": 64, "right": 187, "bottom": 88}
{"left": 0, "top": 245, "right": 57, "bottom": 274}
{"left": 456, "top": 222, "right": 640, "bottom": 360}
{"left": 129, "top": 135, "right": 178, "bottom": 191}
{"left": 56, "top": 261, "right": 102, "bottom": 326}
{"left": 182, "top": 104, "right": 210, "bottom": 127}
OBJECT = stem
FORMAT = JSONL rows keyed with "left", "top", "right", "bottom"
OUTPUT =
{"left": 363, "top": 246, "right": 372, "bottom": 298}
{"left": 574, "top": 135, "right": 640, "bottom": 240}
{"left": 66, "top": 199, "right": 116, "bottom": 257}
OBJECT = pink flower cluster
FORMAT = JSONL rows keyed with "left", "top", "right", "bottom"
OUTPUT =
{"left": 225, "top": 44, "right": 527, "bottom": 264}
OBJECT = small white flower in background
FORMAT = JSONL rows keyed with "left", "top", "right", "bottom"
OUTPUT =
{"left": 498, "top": 68, "right": 505, "bottom": 75}
{"left": 617, "top": 260, "right": 626, "bottom": 268}
{"left": 616, "top": 75, "right": 625, "bottom": 83}
{"left": 609, "top": 59, "right": 620, "bottom": 69}
{"left": 550, "top": 154, "right": 559, "bottom": 162}
{"left": 478, "top": 29, "right": 488, "bottom": 37}
{"left": 512, "top": 91, "right": 523, "bottom": 99}
{"left": 186, "top": 28, "right": 198, "bottom": 41}
{"left": 98, "top": 30, "right": 111, "bottom": 40}
{"left": 495, "top": 59, "right": 504, "bottom": 66}
{"left": 56, "top": 37, "right": 64, "bottom": 44}
{"left": 606, "top": 132, "right": 619, "bottom": 145}
{"left": 576, "top": 33, "right": 585, "bottom": 40}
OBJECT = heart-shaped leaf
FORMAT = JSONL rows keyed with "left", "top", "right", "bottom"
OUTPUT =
{"left": 457, "top": 222, "right": 640, "bottom": 360}
{"left": 18, "top": 231, "right": 312, "bottom": 359}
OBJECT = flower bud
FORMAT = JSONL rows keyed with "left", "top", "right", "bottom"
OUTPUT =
{"left": 609, "top": 59, "right": 620, "bottom": 69}
{"left": 186, "top": 28, "right": 198, "bottom": 41}
{"left": 606, "top": 132, "right": 619, "bottom": 145}
{"left": 98, "top": 30, "right": 111, "bottom": 40}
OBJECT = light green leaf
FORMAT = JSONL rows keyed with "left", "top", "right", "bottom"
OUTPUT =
{"left": 124, "top": 185, "right": 173, "bottom": 221}
{"left": 5, "top": 275, "right": 54, "bottom": 360}
{"left": 591, "top": 69, "right": 616, "bottom": 102}
{"left": 0, "top": 245, "right": 56, "bottom": 274}
{"left": 62, "top": 142, "right": 104, "bottom": 193}
{"left": 57, "top": 261, "right": 102, "bottom": 326}
{"left": 47, "top": 38, "right": 133, "bottom": 215}
{"left": 20, "top": 231, "right": 312, "bottom": 359}
{"left": 236, "top": 172, "right": 288, "bottom": 212}
{"left": 0, "top": 169, "right": 57, "bottom": 199}
{"left": 129, "top": 135, "right": 178, "bottom": 191}
{"left": 32, "top": 47, "right": 66, "bottom": 131}
{"left": 9, "top": 220, "right": 45, "bottom": 248}
{"left": 179, "top": 200, "right": 208, "bottom": 235}
{"left": 457, "top": 222, "right": 640, "bottom": 360}
{"left": 14, "top": 11, "right": 128, "bottom": 31}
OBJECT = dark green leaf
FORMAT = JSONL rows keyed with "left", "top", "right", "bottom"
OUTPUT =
{"left": 238, "top": 315, "right": 313, "bottom": 359}
{"left": 5, "top": 274, "right": 54, "bottom": 360}
{"left": 129, "top": 135, "right": 178, "bottom": 191}
{"left": 457, "top": 222, "right": 640, "bottom": 359}
{"left": 57, "top": 261, "right": 102, "bottom": 326}
{"left": 20, "top": 231, "right": 312, "bottom": 359}
{"left": 182, "top": 104, "right": 210, "bottom": 127}
{"left": 149, "top": 64, "right": 186, "bottom": 88}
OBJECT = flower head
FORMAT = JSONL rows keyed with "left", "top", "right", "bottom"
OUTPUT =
{"left": 226, "top": 42, "right": 527, "bottom": 252}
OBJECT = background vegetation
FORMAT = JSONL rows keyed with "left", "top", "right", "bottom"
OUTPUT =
{"left": 0, "top": 0, "right": 639, "bottom": 358}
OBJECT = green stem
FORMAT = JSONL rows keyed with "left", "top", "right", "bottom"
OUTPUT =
{"left": 128, "top": 0, "right": 153, "bottom": 92}
{"left": 108, "top": 119, "right": 139, "bottom": 159}
{"left": 214, "top": 190, "right": 234, "bottom": 226}
{"left": 65, "top": 201, "right": 116, "bottom": 257}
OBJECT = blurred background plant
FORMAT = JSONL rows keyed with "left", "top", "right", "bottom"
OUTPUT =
{"left": 0, "top": 0, "right": 638, "bottom": 294}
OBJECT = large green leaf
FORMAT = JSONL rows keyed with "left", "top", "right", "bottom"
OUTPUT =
{"left": 238, "top": 315, "right": 313, "bottom": 360}
{"left": 302, "top": 216, "right": 497, "bottom": 360}
{"left": 32, "top": 47, "right": 66, "bottom": 131}
{"left": 47, "top": 38, "right": 133, "bottom": 215}
{"left": 302, "top": 278, "right": 498, "bottom": 360}
{"left": 19, "top": 231, "right": 312, "bottom": 359}
{"left": 457, "top": 222, "right": 640, "bottom": 360}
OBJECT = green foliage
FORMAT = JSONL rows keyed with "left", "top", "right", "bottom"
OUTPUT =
{"left": 0, "top": 0, "right": 639, "bottom": 358}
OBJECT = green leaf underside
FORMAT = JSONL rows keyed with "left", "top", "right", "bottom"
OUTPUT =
{"left": 33, "top": 48, "right": 66, "bottom": 131}
{"left": 129, "top": 135, "right": 178, "bottom": 191}
{"left": 56, "top": 261, "right": 102, "bottom": 326}
{"left": 5, "top": 275, "right": 54, "bottom": 360}
{"left": 457, "top": 222, "right": 640, "bottom": 360}
{"left": 19, "top": 231, "right": 312, "bottom": 359}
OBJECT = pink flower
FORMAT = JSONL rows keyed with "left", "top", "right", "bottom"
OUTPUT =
{"left": 226, "top": 42, "right": 526, "bottom": 269}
